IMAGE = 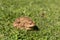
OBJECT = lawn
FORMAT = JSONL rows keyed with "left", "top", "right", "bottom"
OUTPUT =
{"left": 0, "top": 0, "right": 60, "bottom": 40}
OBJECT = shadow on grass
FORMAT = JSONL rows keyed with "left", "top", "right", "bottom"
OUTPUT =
{"left": 17, "top": 26, "right": 39, "bottom": 40}
{"left": 32, "top": 25, "right": 39, "bottom": 31}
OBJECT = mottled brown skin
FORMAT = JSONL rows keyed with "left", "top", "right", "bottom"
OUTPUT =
{"left": 13, "top": 17, "right": 35, "bottom": 30}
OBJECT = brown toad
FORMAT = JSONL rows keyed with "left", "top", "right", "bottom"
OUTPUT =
{"left": 13, "top": 17, "right": 35, "bottom": 30}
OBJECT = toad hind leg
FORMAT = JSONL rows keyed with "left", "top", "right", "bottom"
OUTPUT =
{"left": 25, "top": 27, "right": 32, "bottom": 30}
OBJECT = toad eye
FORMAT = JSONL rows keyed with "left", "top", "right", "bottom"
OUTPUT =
{"left": 30, "top": 23, "right": 32, "bottom": 25}
{"left": 17, "top": 21, "right": 20, "bottom": 24}
{"left": 29, "top": 22, "right": 32, "bottom": 25}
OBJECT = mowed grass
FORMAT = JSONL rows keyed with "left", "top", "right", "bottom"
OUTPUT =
{"left": 0, "top": 0, "right": 60, "bottom": 40}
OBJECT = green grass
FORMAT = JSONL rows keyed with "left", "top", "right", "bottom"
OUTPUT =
{"left": 0, "top": 0, "right": 60, "bottom": 40}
